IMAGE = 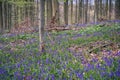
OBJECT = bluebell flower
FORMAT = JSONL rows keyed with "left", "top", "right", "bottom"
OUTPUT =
{"left": 113, "top": 20, "right": 120, "bottom": 23}
{"left": 87, "top": 63, "right": 94, "bottom": 70}
{"left": 100, "top": 71, "right": 107, "bottom": 77}
{"left": 96, "top": 63, "right": 102, "bottom": 70}
{"left": 76, "top": 72, "right": 84, "bottom": 80}
{"left": 115, "top": 51, "right": 120, "bottom": 56}
{"left": 106, "top": 50, "right": 112, "bottom": 55}
{"left": 86, "top": 34, "right": 91, "bottom": 37}
{"left": 76, "top": 34, "right": 82, "bottom": 37}
{"left": 91, "top": 58, "right": 98, "bottom": 63}
{"left": 46, "top": 58, "right": 49, "bottom": 64}
{"left": 0, "top": 68, "right": 7, "bottom": 75}
{"left": 93, "top": 32, "right": 102, "bottom": 37}
{"left": 89, "top": 75, "right": 94, "bottom": 80}
{"left": 109, "top": 72, "right": 114, "bottom": 78}
{"left": 115, "top": 70, "right": 120, "bottom": 77}
{"left": 51, "top": 74, "right": 55, "bottom": 80}
{"left": 75, "top": 24, "right": 79, "bottom": 26}
{"left": 14, "top": 71, "right": 23, "bottom": 80}
{"left": 16, "top": 63, "right": 21, "bottom": 68}
{"left": 103, "top": 57, "right": 112, "bottom": 67}
{"left": 24, "top": 75, "right": 33, "bottom": 80}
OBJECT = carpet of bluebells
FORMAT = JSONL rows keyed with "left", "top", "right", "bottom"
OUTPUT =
{"left": 0, "top": 20, "right": 120, "bottom": 80}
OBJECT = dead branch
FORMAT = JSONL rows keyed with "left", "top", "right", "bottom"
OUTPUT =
{"left": 88, "top": 42, "right": 113, "bottom": 53}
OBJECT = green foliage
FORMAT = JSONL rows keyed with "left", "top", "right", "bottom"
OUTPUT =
{"left": 0, "top": 24, "right": 120, "bottom": 79}
{"left": 0, "top": 0, "right": 34, "bottom": 6}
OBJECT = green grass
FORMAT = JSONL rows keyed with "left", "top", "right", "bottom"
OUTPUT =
{"left": 0, "top": 24, "right": 120, "bottom": 79}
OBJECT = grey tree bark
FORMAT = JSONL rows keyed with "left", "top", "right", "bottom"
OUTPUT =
{"left": 39, "top": 0, "right": 45, "bottom": 52}
{"left": 47, "top": 0, "right": 52, "bottom": 24}
{"left": 75, "top": 0, "right": 78, "bottom": 23}
{"left": 64, "top": 0, "right": 68, "bottom": 25}
{"left": 115, "top": 0, "right": 120, "bottom": 19}
{"left": 70, "top": 0, "right": 73, "bottom": 24}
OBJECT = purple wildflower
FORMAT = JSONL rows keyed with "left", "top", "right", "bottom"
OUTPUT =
{"left": 91, "top": 58, "right": 98, "bottom": 63}
{"left": 87, "top": 63, "right": 94, "bottom": 70}
{"left": 24, "top": 75, "right": 33, "bottom": 80}
{"left": 100, "top": 71, "right": 107, "bottom": 77}
{"left": 96, "top": 63, "right": 106, "bottom": 70}
{"left": 115, "top": 51, "right": 120, "bottom": 56}
{"left": 16, "top": 63, "right": 21, "bottom": 68}
{"left": 46, "top": 58, "right": 49, "bottom": 64}
{"left": 0, "top": 68, "right": 7, "bottom": 75}
{"left": 115, "top": 70, "right": 120, "bottom": 77}
{"left": 14, "top": 71, "right": 23, "bottom": 80}
{"left": 51, "top": 74, "right": 55, "bottom": 80}
{"left": 102, "top": 57, "right": 112, "bottom": 67}
{"left": 89, "top": 75, "right": 94, "bottom": 80}
{"left": 109, "top": 72, "right": 114, "bottom": 78}
{"left": 76, "top": 72, "right": 84, "bottom": 80}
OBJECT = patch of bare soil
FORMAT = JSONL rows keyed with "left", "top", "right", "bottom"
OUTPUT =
{"left": 9, "top": 39, "right": 26, "bottom": 51}
{"left": 10, "top": 18, "right": 38, "bottom": 34}
{"left": 69, "top": 40, "right": 120, "bottom": 63}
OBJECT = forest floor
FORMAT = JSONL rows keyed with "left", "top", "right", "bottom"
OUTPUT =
{"left": 0, "top": 23, "right": 120, "bottom": 79}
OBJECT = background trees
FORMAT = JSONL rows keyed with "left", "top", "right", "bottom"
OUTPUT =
{"left": 115, "top": 0, "right": 120, "bottom": 19}
{"left": 0, "top": 0, "right": 120, "bottom": 33}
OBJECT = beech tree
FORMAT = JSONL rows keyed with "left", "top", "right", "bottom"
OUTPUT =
{"left": 64, "top": 0, "right": 68, "bottom": 25}
{"left": 39, "top": 0, "right": 45, "bottom": 52}
{"left": 70, "top": 0, "right": 73, "bottom": 24}
{"left": 115, "top": 0, "right": 120, "bottom": 19}
{"left": 75, "top": 0, "right": 78, "bottom": 23}
{"left": 46, "top": 0, "right": 52, "bottom": 25}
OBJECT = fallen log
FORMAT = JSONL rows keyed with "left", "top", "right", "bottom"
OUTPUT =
{"left": 88, "top": 42, "right": 114, "bottom": 53}
{"left": 45, "top": 27, "right": 81, "bottom": 31}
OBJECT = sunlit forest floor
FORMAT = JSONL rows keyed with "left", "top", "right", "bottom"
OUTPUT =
{"left": 0, "top": 22, "right": 120, "bottom": 79}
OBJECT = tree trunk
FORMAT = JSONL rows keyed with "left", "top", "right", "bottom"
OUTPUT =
{"left": 78, "top": 0, "right": 82, "bottom": 23}
{"left": 99, "top": 0, "right": 103, "bottom": 18}
{"left": 0, "top": 2, "right": 2, "bottom": 33}
{"left": 64, "top": 0, "right": 68, "bottom": 25}
{"left": 71, "top": 0, "right": 73, "bottom": 24}
{"left": 52, "top": 0, "right": 60, "bottom": 25}
{"left": 75, "top": 0, "right": 78, "bottom": 23}
{"left": 85, "top": 0, "right": 88, "bottom": 23}
{"left": 108, "top": 0, "right": 112, "bottom": 20}
{"left": 2, "top": 1, "right": 5, "bottom": 33}
{"left": 115, "top": 0, "right": 120, "bottom": 19}
{"left": 82, "top": 0, "right": 84, "bottom": 23}
{"left": 94, "top": 0, "right": 98, "bottom": 22}
{"left": 105, "top": 0, "right": 108, "bottom": 19}
{"left": 39, "top": 0, "right": 45, "bottom": 53}
{"left": 47, "top": 0, "right": 52, "bottom": 25}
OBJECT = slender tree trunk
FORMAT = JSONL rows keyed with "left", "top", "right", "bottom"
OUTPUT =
{"left": 70, "top": 0, "right": 73, "bottom": 24}
{"left": 108, "top": 0, "right": 112, "bottom": 20}
{"left": 52, "top": 0, "right": 60, "bottom": 25}
{"left": 78, "top": 0, "right": 82, "bottom": 23}
{"left": 2, "top": 1, "right": 5, "bottom": 32}
{"left": 46, "top": 0, "right": 52, "bottom": 25}
{"left": 55, "top": 0, "right": 60, "bottom": 25}
{"left": 6, "top": 2, "right": 9, "bottom": 30}
{"left": 85, "top": 0, "right": 88, "bottom": 23}
{"left": 105, "top": 0, "right": 108, "bottom": 19}
{"left": 94, "top": 0, "right": 98, "bottom": 22}
{"left": 82, "top": 0, "right": 84, "bottom": 23}
{"left": 64, "top": 0, "right": 68, "bottom": 25}
{"left": 11, "top": 3, "right": 15, "bottom": 30}
{"left": 99, "top": 0, "right": 103, "bottom": 17}
{"left": 0, "top": 2, "right": 2, "bottom": 33}
{"left": 39, "top": 0, "right": 45, "bottom": 53}
{"left": 75, "top": 0, "right": 78, "bottom": 23}
{"left": 115, "top": 0, "right": 120, "bottom": 19}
